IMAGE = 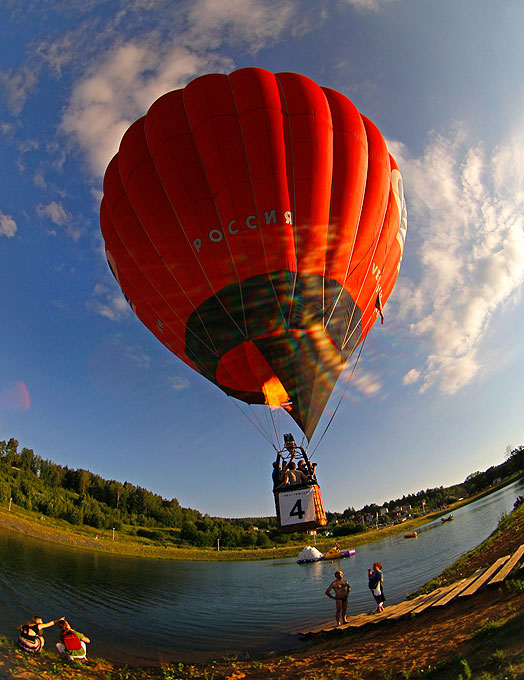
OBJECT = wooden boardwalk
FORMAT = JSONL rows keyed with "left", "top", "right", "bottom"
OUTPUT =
{"left": 298, "top": 542, "right": 524, "bottom": 639}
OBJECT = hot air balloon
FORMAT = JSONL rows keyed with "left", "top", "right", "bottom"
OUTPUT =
{"left": 100, "top": 67, "right": 407, "bottom": 532}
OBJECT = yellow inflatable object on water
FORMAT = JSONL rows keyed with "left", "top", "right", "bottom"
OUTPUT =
{"left": 323, "top": 547, "right": 341, "bottom": 560}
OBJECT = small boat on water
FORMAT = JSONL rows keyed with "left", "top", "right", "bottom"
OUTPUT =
{"left": 297, "top": 545, "right": 356, "bottom": 564}
{"left": 323, "top": 547, "right": 356, "bottom": 561}
{"left": 404, "top": 531, "right": 417, "bottom": 539}
{"left": 441, "top": 514, "right": 454, "bottom": 522}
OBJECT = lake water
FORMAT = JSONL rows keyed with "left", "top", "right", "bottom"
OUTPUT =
{"left": 1, "top": 478, "right": 523, "bottom": 665}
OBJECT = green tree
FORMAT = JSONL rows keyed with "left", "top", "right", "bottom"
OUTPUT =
{"left": 4, "top": 438, "right": 19, "bottom": 467}
{"left": 20, "top": 447, "right": 35, "bottom": 471}
{"left": 180, "top": 520, "right": 199, "bottom": 544}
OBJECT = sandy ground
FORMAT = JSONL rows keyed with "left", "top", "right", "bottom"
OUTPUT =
{"left": 223, "top": 588, "right": 524, "bottom": 679}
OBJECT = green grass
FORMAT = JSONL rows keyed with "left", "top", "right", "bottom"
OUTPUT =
{"left": 0, "top": 500, "right": 444, "bottom": 563}
{"left": 402, "top": 605, "right": 524, "bottom": 680}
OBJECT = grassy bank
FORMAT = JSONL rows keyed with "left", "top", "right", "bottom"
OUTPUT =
{"left": 0, "top": 501, "right": 442, "bottom": 562}
{"left": 1, "top": 502, "right": 523, "bottom": 679}
{"left": 0, "top": 475, "right": 519, "bottom": 562}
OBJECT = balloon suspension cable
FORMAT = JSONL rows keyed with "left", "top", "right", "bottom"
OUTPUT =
{"left": 268, "top": 403, "right": 284, "bottom": 450}
{"left": 309, "top": 334, "right": 367, "bottom": 460}
{"left": 262, "top": 397, "right": 285, "bottom": 451}
{"left": 299, "top": 434, "right": 309, "bottom": 454}
{"left": 227, "top": 397, "right": 279, "bottom": 452}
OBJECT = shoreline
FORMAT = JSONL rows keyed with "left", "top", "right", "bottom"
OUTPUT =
{"left": 1, "top": 499, "right": 523, "bottom": 679}
{"left": 0, "top": 476, "right": 519, "bottom": 562}
{"left": 0, "top": 504, "right": 448, "bottom": 562}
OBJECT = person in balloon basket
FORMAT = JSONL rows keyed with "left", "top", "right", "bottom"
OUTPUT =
{"left": 368, "top": 562, "right": 386, "bottom": 613}
{"left": 325, "top": 570, "right": 351, "bottom": 625}
{"left": 272, "top": 452, "right": 285, "bottom": 490}
{"left": 274, "top": 434, "right": 314, "bottom": 489}
{"left": 285, "top": 461, "right": 309, "bottom": 485}
{"left": 56, "top": 618, "right": 90, "bottom": 662}
{"left": 273, "top": 449, "right": 308, "bottom": 489}
{"left": 298, "top": 458, "right": 317, "bottom": 483}
{"left": 276, "top": 460, "right": 309, "bottom": 489}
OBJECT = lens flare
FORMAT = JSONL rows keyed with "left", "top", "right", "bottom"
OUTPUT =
{"left": 0, "top": 381, "right": 30, "bottom": 411}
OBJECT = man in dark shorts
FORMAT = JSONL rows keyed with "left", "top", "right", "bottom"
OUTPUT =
{"left": 325, "top": 570, "right": 351, "bottom": 625}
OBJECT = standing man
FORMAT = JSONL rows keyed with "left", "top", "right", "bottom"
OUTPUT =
{"left": 325, "top": 570, "right": 351, "bottom": 625}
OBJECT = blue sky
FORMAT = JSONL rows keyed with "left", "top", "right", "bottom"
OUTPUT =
{"left": 1, "top": 0, "right": 524, "bottom": 518}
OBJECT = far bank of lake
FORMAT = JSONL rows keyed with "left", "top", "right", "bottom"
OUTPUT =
{"left": 1, "top": 474, "right": 520, "bottom": 563}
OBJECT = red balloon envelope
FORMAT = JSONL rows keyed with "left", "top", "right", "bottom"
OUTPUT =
{"left": 100, "top": 68, "right": 407, "bottom": 441}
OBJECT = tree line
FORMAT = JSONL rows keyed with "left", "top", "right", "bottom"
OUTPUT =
{"left": 0, "top": 438, "right": 282, "bottom": 548}
{"left": 325, "top": 445, "right": 524, "bottom": 537}
{"left": 1, "top": 438, "right": 522, "bottom": 548}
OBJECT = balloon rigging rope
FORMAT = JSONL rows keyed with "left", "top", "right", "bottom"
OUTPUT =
{"left": 338, "top": 189, "right": 397, "bottom": 352}
{"left": 108, "top": 210, "right": 221, "bottom": 365}
{"left": 203, "top": 89, "right": 249, "bottom": 338}
{"left": 150, "top": 93, "right": 250, "bottom": 348}
{"left": 342, "top": 208, "right": 395, "bottom": 352}
{"left": 262, "top": 395, "right": 282, "bottom": 449}
{"left": 276, "top": 77, "right": 300, "bottom": 329}
{"left": 308, "top": 334, "right": 367, "bottom": 461}
{"left": 228, "top": 397, "right": 279, "bottom": 450}
{"left": 322, "top": 211, "right": 361, "bottom": 333}
{"left": 341, "top": 230, "right": 386, "bottom": 352}
{"left": 227, "top": 76, "right": 289, "bottom": 330}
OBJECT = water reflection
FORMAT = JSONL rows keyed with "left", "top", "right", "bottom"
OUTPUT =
{"left": 1, "top": 479, "right": 522, "bottom": 664}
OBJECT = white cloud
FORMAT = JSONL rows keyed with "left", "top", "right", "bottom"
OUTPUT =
{"left": 60, "top": 0, "right": 307, "bottom": 177}
{"left": 61, "top": 43, "right": 229, "bottom": 176}
{"left": 34, "top": 34, "right": 75, "bottom": 76}
{"left": 187, "top": 0, "right": 304, "bottom": 51}
{"left": 353, "top": 372, "right": 382, "bottom": 397}
{"left": 37, "top": 200, "right": 82, "bottom": 241}
{"left": 37, "top": 200, "right": 68, "bottom": 225}
{"left": 343, "top": 367, "right": 383, "bottom": 398}
{"left": 0, "top": 121, "right": 15, "bottom": 135}
{"left": 17, "top": 138, "right": 39, "bottom": 153}
{"left": 390, "top": 126, "right": 524, "bottom": 395}
{"left": 0, "top": 212, "right": 17, "bottom": 238}
{"left": 342, "top": 0, "right": 393, "bottom": 11}
{"left": 0, "top": 66, "right": 39, "bottom": 115}
{"left": 90, "top": 283, "right": 131, "bottom": 321}
{"left": 168, "top": 375, "right": 190, "bottom": 391}
{"left": 33, "top": 172, "right": 47, "bottom": 189}
{"left": 122, "top": 343, "right": 151, "bottom": 370}
{"left": 402, "top": 368, "right": 420, "bottom": 386}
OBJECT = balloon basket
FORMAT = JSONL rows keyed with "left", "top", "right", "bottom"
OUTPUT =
{"left": 275, "top": 484, "right": 327, "bottom": 533}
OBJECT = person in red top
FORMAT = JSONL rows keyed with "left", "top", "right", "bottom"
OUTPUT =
{"left": 56, "top": 618, "right": 90, "bottom": 661}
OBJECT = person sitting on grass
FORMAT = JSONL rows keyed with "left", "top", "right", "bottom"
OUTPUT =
{"left": 17, "top": 615, "right": 56, "bottom": 653}
{"left": 56, "top": 618, "right": 90, "bottom": 662}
